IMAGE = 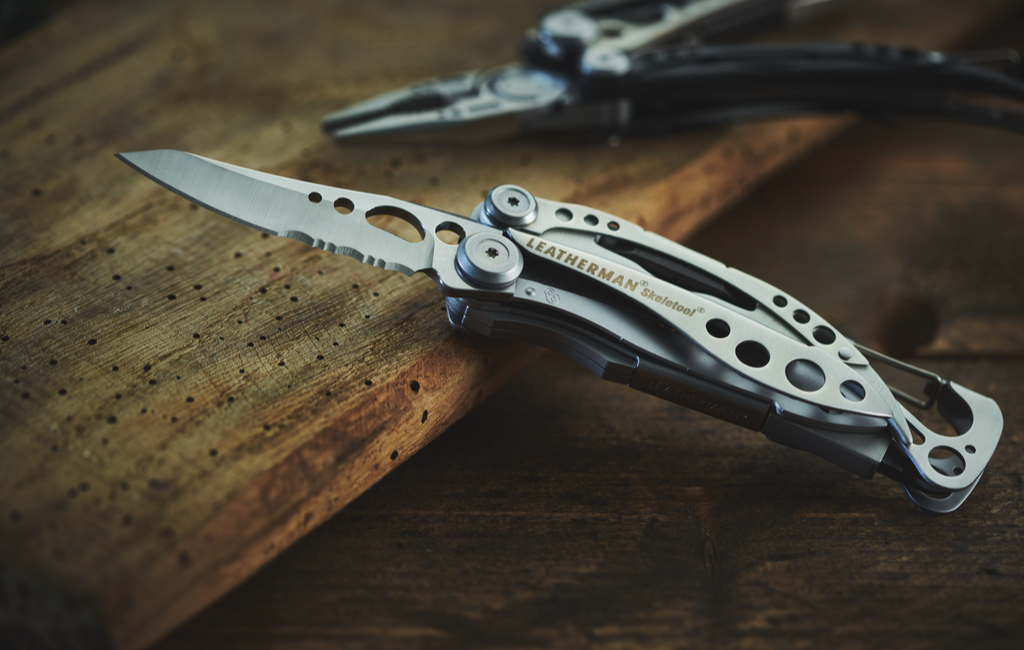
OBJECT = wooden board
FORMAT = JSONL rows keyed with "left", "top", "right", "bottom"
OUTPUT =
{"left": 1, "top": 0, "right": 1020, "bottom": 648}
{"left": 158, "top": 60, "right": 1024, "bottom": 650}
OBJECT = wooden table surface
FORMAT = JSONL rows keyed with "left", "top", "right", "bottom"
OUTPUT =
{"left": 2, "top": 1, "right": 1023, "bottom": 649}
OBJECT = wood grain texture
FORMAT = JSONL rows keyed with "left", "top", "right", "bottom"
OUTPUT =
{"left": 158, "top": 79, "right": 1024, "bottom": 650}
{"left": 0, "top": 0, "right": 1020, "bottom": 648}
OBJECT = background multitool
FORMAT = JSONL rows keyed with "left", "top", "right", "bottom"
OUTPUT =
{"left": 322, "top": 0, "right": 1024, "bottom": 142}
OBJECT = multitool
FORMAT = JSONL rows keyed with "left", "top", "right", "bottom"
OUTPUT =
{"left": 118, "top": 150, "right": 1003, "bottom": 513}
{"left": 322, "top": 0, "right": 1024, "bottom": 142}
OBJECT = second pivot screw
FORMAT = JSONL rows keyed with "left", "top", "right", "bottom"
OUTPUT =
{"left": 481, "top": 184, "right": 538, "bottom": 228}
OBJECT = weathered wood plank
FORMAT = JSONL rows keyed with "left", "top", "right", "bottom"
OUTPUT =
{"left": 1, "top": 0, "right": 1020, "bottom": 648}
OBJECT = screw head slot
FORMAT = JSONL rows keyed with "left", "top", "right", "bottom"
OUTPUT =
{"left": 480, "top": 185, "right": 538, "bottom": 228}
{"left": 456, "top": 233, "right": 524, "bottom": 288}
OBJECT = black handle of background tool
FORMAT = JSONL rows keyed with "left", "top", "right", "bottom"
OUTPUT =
{"left": 579, "top": 42, "right": 1024, "bottom": 133}
{"left": 592, "top": 43, "right": 1024, "bottom": 97}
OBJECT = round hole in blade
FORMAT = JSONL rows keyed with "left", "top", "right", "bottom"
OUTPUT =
{"left": 785, "top": 359, "right": 825, "bottom": 392}
{"left": 736, "top": 341, "right": 770, "bottom": 368}
{"left": 813, "top": 326, "right": 836, "bottom": 345}
{"left": 706, "top": 319, "right": 730, "bottom": 339}
{"left": 365, "top": 206, "right": 425, "bottom": 243}
{"left": 793, "top": 309, "right": 810, "bottom": 324}
{"left": 435, "top": 222, "right": 466, "bottom": 245}
{"left": 839, "top": 380, "right": 865, "bottom": 402}
{"left": 334, "top": 197, "right": 354, "bottom": 214}
{"left": 308, "top": 192, "right": 322, "bottom": 204}
{"left": 555, "top": 208, "right": 573, "bottom": 222}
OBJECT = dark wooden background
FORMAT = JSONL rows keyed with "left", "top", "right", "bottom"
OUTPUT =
{"left": 1, "top": 1, "right": 1022, "bottom": 648}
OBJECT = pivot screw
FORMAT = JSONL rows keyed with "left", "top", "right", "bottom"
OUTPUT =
{"left": 481, "top": 184, "right": 538, "bottom": 228}
{"left": 456, "top": 233, "right": 524, "bottom": 288}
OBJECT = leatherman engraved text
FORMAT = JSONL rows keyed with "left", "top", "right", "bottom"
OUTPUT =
{"left": 525, "top": 236, "right": 643, "bottom": 292}
{"left": 639, "top": 287, "right": 702, "bottom": 316}
{"left": 524, "top": 237, "right": 700, "bottom": 316}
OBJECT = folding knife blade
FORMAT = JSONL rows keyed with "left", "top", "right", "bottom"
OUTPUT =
{"left": 117, "top": 150, "right": 509, "bottom": 298}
